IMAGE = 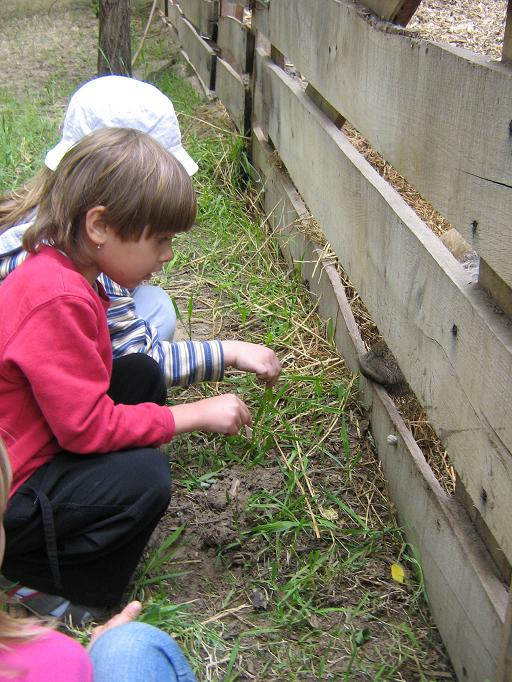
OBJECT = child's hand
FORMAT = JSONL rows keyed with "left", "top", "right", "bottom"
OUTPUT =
{"left": 88, "top": 601, "right": 142, "bottom": 648}
{"left": 222, "top": 341, "right": 281, "bottom": 387}
{"left": 171, "top": 394, "right": 252, "bottom": 435}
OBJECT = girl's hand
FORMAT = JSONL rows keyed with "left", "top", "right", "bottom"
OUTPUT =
{"left": 88, "top": 601, "right": 142, "bottom": 648}
{"left": 221, "top": 341, "right": 281, "bottom": 387}
{"left": 171, "top": 394, "right": 252, "bottom": 435}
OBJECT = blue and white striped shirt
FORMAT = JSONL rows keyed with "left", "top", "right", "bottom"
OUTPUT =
{"left": 0, "top": 220, "right": 224, "bottom": 387}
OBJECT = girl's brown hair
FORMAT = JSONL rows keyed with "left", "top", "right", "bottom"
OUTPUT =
{"left": 0, "top": 169, "right": 52, "bottom": 234}
{"left": 23, "top": 127, "right": 197, "bottom": 264}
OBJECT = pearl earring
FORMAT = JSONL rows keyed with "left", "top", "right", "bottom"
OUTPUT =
{"left": 97, "top": 244, "right": 102, "bottom": 250}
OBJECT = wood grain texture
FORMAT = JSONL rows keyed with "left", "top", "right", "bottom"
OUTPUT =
{"left": 215, "top": 57, "right": 250, "bottom": 132}
{"left": 252, "top": 126, "right": 508, "bottom": 681}
{"left": 178, "top": 0, "right": 218, "bottom": 36}
{"left": 251, "top": 0, "right": 269, "bottom": 38}
{"left": 254, "top": 56, "right": 512, "bottom": 564}
{"left": 178, "top": 14, "right": 217, "bottom": 91}
{"left": 218, "top": 15, "right": 254, "bottom": 72}
{"left": 267, "top": 0, "right": 512, "bottom": 290}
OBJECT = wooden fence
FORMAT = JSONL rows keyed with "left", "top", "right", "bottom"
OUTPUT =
{"left": 157, "top": 1, "right": 512, "bottom": 679}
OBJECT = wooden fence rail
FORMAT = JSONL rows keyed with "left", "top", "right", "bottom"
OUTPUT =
{"left": 157, "top": 1, "right": 512, "bottom": 678}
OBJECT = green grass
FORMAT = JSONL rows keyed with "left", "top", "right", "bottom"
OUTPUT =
{"left": 0, "top": 90, "right": 59, "bottom": 192}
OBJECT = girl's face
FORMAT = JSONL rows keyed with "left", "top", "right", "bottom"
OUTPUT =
{"left": 94, "top": 226, "right": 175, "bottom": 290}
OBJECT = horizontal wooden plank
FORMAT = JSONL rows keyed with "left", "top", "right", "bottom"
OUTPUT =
{"left": 252, "top": 126, "right": 508, "bottom": 681}
{"left": 178, "top": 0, "right": 219, "bottom": 37}
{"left": 267, "top": 0, "right": 512, "bottom": 290}
{"left": 253, "top": 55, "right": 512, "bottom": 565}
{"left": 178, "top": 14, "right": 217, "bottom": 91}
{"left": 218, "top": 15, "right": 254, "bottom": 72}
{"left": 215, "top": 57, "right": 250, "bottom": 132}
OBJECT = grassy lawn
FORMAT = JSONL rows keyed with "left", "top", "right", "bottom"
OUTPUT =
{"left": 0, "top": 3, "right": 454, "bottom": 679}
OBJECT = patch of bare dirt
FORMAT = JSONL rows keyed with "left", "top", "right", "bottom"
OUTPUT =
{"left": 0, "top": 0, "right": 97, "bottom": 98}
{"left": 146, "top": 465, "right": 283, "bottom": 604}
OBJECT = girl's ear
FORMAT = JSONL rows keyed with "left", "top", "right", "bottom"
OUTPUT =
{"left": 84, "top": 206, "right": 110, "bottom": 248}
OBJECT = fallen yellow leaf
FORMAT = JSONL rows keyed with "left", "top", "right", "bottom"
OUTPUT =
{"left": 391, "top": 563, "right": 405, "bottom": 584}
{"left": 319, "top": 507, "right": 339, "bottom": 521}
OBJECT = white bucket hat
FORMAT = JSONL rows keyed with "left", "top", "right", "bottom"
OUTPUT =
{"left": 44, "top": 75, "right": 198, "bottom": 176}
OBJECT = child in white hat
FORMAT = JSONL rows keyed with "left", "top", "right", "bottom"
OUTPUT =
{"left": 0, "top": 75, "right": 272, "bottom": 389}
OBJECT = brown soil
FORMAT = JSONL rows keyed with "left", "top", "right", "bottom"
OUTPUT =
{"left": 0, "top": 0, "right": 97, "bottom": 99}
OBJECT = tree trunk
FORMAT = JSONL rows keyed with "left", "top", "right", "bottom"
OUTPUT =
{"left": 98, "top": 0, "right": 132, "bottom": 76}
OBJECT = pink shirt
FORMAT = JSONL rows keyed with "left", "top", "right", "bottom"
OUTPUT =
{"left": 0, "top": 629, "right": 92, "bottom": 681}
{"left": 0, "top": 246, "right": 175, "bottom": 495}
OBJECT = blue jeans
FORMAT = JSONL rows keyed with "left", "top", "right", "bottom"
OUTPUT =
{"left": 89, "top": 622, "right": 197, "bottom": 682}
{"left": 133, "top": 285, "right": 177, "bottom": 343}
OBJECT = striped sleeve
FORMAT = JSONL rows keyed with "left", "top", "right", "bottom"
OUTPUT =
{"left": 101, "top": 275, "right": 224, "bottom": 387}
{"left": 0, "top": 250, "right": 29, "bottom": 281}
{"left": 166, "top": 338, "right": 224, "bottom": 387}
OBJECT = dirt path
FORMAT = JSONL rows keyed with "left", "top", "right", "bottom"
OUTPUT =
{"left": 0, "top": 0, "right": 97, "bottom": 101}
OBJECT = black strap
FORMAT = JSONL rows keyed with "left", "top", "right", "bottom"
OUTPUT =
{"left": 28, "top": 486, "right": 62, "bottom": 591}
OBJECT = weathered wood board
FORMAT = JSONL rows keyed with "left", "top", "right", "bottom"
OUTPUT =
{"left": 220, "top": 0, "right": 244, "bottom": 20}
{"left": 218, "top": 15, "right": 254, "bottom": 72}
{"left": 178, "top": 0, "right": 219, "bottom": 37}
{"left": 167, "top": 3, "right": 183, "bottom": 34}
{"left": 266, "top": 0, "right": 512, "bottom": 291}
{"left": 177, "top": 14, "right": 217, "bottom": 91}
{"left": 362, "top": 0, "right": 422, "bottom": 24}
{"left": 251, "top": 0, "right": 269, "bottom": 38}
{"left": 215, "top": 57, "right": 250, "bottom": 132}
{"left": 252, "top": 126, "right": 508, "bottom": 682}
{"left": 253, "top": 54, "right": 512, "bottom": 565}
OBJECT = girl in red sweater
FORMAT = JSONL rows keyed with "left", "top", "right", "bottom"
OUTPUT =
{"left": 0, "top": 127, "right": 279, "bottom": 625}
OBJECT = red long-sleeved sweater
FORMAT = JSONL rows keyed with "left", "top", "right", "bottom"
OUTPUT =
{"left": 0, "top": 247, "right": 174, "bottom": 495}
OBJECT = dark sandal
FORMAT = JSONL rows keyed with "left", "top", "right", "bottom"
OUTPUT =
{"left": 1, "top": 583, "right": 107, "bottom": 629}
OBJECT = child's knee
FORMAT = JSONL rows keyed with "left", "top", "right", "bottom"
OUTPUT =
{"left": 89, "top": 621, "right": 197, "bottom": 682}
{"left": 133, "top": 284, "right": 177, "bottom": 343}
{"left": 129, "top": 449, "right": 171, "bottom": 505}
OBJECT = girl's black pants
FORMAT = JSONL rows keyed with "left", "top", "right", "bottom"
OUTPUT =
{"left": 2, "top": 354, "right": 171, "bottom": 608}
